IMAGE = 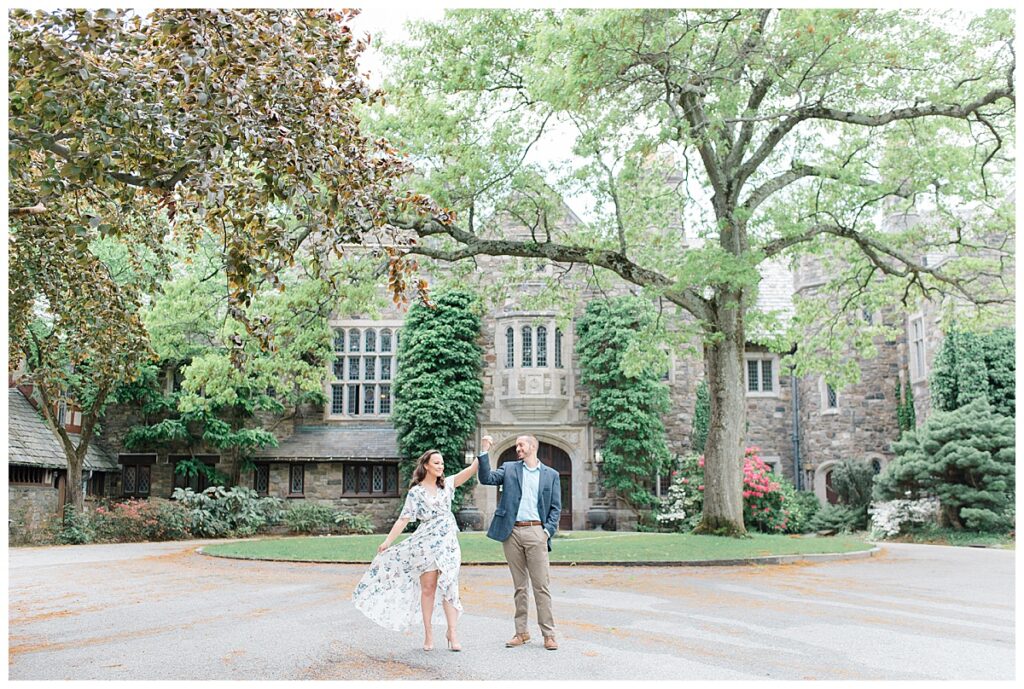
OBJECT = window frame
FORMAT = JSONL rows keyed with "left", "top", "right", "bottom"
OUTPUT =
{"left": 327, "top": 321, "right": 402, "bottom": 419}
{"left": 288, "top": 463, "right": 305, "bottom": 497}
{"left": 908, "top": 314, "right": 927, "bottom": 383}
{"left": 820, "top": 377, "right": 840, "bottom": 415}
{"left": 119, "top": 454, "right": 156, "bottom": 498}
{"left": 743, "top": 353, "right": 780, "bottom": 398}
{"left": 253, "top": 463, "right": 270, "bottom": 497}
{"left": 341, "top": 461, "right": 400, "bottom": 498}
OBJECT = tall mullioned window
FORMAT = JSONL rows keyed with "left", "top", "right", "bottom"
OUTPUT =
{"left": 910, "top": 316, "right": 927, "bottom": 381}
{"left": 536, "top": 326, "right": 548, "bottom": 367}
{"left": 522, "top": 326, "right": 533, "bottom": 367}
{"left": 502, "top": 320, "right": 570, "bottom": 371}
{"left": 330, "top": 324, "right": 400, "bottom": 417}
{"left": 505, "top": 327, "right": 515, "bottom": 368}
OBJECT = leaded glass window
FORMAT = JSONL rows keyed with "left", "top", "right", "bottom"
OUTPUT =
{"left": 120, "top": 455, "right": 154, "bottom": 498}
{"left": 747, "top": 360, "right": 760, "bottom": 392}
{"left": 505, "top": 327, "right": 515, "bottom": 368}
{"left": 254, "top": 464, "right": 269, "bottom": 496}
{"left": 522, "top": 326, "right": 532, "bottom": 367}
{"left": 555, "top": 328, "right": 563, "bottom": 368}
{"left": 329, "top": 326, "right": 402, "bottom": 417}
{"left": 761, "top": 359, "right": 773, "bottom": 392}
{"left": 342, "top": 462, "right": 399, "bottom": 497}
{"left": 289, "top": 464, "right": 304, "bottom": 495}
{"left": 536, "top": 326, "right": 548, "bottom": 367}
{"left": 363, "top": 384, "right": 376, "bottom": 414}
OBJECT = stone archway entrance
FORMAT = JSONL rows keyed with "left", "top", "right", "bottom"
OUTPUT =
{"left": 499, "top": 442, "right": 572, "bottom": 531}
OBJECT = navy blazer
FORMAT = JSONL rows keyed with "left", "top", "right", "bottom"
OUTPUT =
{"left": 478, "top": 451, "right": 562, "bottom": 551}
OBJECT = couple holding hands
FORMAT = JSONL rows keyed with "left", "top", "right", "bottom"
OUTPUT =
{"left": 352, "top": 434, "right": 561, "bottom": 652}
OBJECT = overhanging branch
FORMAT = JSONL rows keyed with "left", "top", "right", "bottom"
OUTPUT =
{"left": 393, "top": 216, "right": 712, "bottom": 320}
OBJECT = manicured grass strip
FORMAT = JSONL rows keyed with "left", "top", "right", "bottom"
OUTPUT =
{"left": 201, "top": 531, "right": 874, "bottom": 563}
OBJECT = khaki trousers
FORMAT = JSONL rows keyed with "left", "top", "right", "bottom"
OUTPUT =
{"left": 502, "top": 524, "right": 555, "bottom": 638}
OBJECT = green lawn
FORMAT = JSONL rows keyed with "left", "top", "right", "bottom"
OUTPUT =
{"left": 883, "top": 528, "right": 1015, "bottom": 549}
{"left": 201, "top": 531, "right": 874, "bottom": 563}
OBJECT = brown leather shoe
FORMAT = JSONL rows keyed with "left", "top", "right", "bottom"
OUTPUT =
{"left": 505, "top": 633, "right": 530, "bottom": 648}
{"left": 543, "top": 636, "right": 558, "bottom": 651}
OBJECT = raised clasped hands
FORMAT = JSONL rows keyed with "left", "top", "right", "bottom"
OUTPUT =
{"left": 480, "top": 434, "right": 493, "bottom": 453}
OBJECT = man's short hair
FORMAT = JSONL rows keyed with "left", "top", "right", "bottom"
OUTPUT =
{"left": 517, "top": 435, "right": 539, "bottom": 452}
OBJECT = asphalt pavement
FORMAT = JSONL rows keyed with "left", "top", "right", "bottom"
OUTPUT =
{"left": 7, "top": 537, "right": 1015, "bottom": 680}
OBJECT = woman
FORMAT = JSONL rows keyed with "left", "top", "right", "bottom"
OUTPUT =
{"left": 352, "top": 449, "right": 478, "bottom": 651}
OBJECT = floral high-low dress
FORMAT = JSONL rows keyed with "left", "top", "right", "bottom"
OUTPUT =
{"left": 352, "top": 475, "right": 463, "bottom": 631}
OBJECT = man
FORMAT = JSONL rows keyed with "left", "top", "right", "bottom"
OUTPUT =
{"left": 477, "top": 434, "right": 561, "bottom": 651}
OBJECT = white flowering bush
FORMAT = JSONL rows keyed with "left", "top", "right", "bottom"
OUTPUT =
{"left": 868, "top": 496, "right": 940, "bottom": 539}
{"left": 656, "top": 455, "right": 704, "bottom": 532}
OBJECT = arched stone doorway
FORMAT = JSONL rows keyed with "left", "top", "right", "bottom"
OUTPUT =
{"left": 499, "top": 442, "right": 572, "bottom": 531}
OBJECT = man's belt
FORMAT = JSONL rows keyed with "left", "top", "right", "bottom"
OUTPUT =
{"left": 514, "top": 520, "right": 543, "bottom": 526}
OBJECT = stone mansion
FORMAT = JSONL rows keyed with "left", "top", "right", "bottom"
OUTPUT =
{"left": 9, "top": 205, "right": 1003, "bottom": 534}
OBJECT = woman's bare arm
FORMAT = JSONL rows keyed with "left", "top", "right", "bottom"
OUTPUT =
{"left": 452, "top": 458, "right": 479, "bottom": 488}
{"left": 378, "top": 517, "right": 411, "bottom": 552}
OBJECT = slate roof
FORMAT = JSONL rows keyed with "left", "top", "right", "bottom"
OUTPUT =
{"left": 8, "top": 388, "right": 119, "bottom": 471}
{"left": 252, "top": 424, "right": 401, "bottom": 462}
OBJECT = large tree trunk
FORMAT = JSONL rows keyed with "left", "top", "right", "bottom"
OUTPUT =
{"left": 53, "top": 431, "right": 85, "bottom": 514}
{"left": 693, "top": 297, "right": 747, "bottom": 537}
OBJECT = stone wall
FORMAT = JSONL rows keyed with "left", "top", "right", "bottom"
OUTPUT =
{"left": 8, "top": 485, "right": 59, "bottom": 543}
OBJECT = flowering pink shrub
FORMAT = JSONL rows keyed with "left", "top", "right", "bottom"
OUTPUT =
{"left": 741, "top": 448, "right": 789, "bottom": 533}
{"left": 659, "top": 447, "right": 795, "bottom": 533}
{"left": 90, "top": 498, "right": 190, "bottom": 542}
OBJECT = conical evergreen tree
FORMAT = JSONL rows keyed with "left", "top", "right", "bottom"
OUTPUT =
{"left": 874, "top": 397, "right": 1014, "bottom": 531}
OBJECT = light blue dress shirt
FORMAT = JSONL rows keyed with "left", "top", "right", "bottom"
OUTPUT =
{"left": 516, "top": 462, "right": 542, "bottom": 522}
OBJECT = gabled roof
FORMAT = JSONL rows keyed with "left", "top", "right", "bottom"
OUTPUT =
{"left": 251, "top": 424, "right": 401, "bottom": 462}
{"left": 7, "top": 388, "right": 119, "bottom": 471}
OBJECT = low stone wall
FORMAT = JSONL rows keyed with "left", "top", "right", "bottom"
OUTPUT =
{"left": 8, "top": 485, "right": 59, "bottom": 544}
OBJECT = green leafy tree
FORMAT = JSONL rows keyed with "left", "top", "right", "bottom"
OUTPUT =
{"left": 577, "top": 297, "right": 672, "bottom": 517}
{"left": 379, "top": 9, "right": 1014, "bottom": 535}
{"left": 874, "top": 398, "right": 1014, "bottom": 532}
{"left": 391, "top": 291, "right": 484, "bottom": 511}
{"left": 691, "top": 380, "right": 710, "bottom": 454}
{"left": 930, "top": 327, "right": 1014, "bottom": 417}
{"left": 115, "top": 245, "right": 382, "bottom": 484}
{"left": 9, "top": 9, "right": 426, "bottom": 509}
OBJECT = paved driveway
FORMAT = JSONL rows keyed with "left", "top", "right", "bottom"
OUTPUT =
{"left": 7, "top": 539, "right": 1014, "bottom": 680}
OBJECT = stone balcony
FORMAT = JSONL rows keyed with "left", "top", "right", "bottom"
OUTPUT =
{"left": 498, "top": 369, "right": 571, "bottom": 422}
